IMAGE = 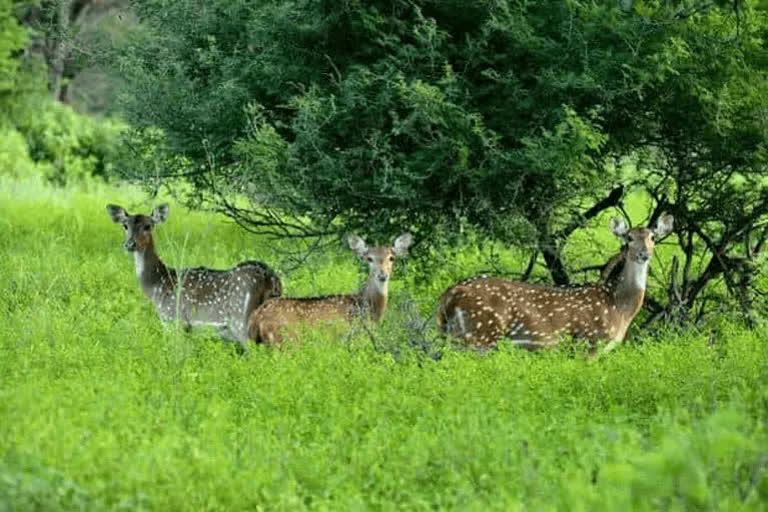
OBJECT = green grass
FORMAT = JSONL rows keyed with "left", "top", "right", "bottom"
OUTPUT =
{"left": 1, "top": 177, "right": 767, "bottom": 511}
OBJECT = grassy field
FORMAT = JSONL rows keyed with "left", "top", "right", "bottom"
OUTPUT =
{"left": 1, "top": 177, "right": 767, "bottom": 511}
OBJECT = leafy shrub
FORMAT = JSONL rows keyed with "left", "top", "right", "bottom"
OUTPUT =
{"left": 0, "top": 129, "right": 36, "bottom": 179}
{"left": 8, "top": 99, "right": 126, "bottom": 185}
{"left": 0, "top": 0, "right": 25, "bottom": 95}
{"left": 0, "top": 0, "right": 126, "bottom": 186}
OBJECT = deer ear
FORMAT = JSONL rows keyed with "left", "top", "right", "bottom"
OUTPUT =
{"left": 151, "top": 204, "right": 169, "bottom": 224}
{"left": 392, "top": 232, "right": 413, "bottom": 256}
{"left": 610, "top": 217, "right": 629, "bottom": 238}
{"left": 347, "top": 235, "right": 368, "bottom": 258}
{"left": 106, "top": 204, "right": 128, "bottom": 224}
{"left": 653, "top": 214, "right": 674, "bottom": 238}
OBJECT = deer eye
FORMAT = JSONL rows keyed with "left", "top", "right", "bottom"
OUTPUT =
{"left": 367, "top": 256, "right": 373, "bottom": 263}
{"left": 650, "top": 234, "right": 656, "bottom": 242}
{"left": 143, "top": 225, "right": 151, "bottom": 232}
{"left": 389, "top": 256, "right": 395, "bottom": 262}
{"left": 123, "top": 224, "right": 128, "bottom": 230}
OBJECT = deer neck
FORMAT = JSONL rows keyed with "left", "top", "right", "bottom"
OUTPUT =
{"left": 358, "top": 275, "right": 389, "bottom": 322}
{"left": 133, "top": 239, "right": 169, "bottom": 295}
{"left": 611, "top": 258, "right": 649, "bottom": 315}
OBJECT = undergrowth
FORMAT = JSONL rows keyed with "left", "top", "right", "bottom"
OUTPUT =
{"left": 1, "top": 177, "right": 766, "bottom": 511}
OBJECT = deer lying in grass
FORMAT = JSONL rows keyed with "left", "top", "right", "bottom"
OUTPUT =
{"left": 438, "top": 215, "right": 674, "bottom": 352}
{"left": 248, "top": 233, "right": 413, "bottom": 345}
{"left": 106, "top": 203, "right": 282, "bottom": 342}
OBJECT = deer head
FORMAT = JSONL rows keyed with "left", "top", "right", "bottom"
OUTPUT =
{"left": 348, "top": 232, "right": 413, "bottom": 293}
{"left": 610, "top": 214, "right": 674, "bottom": 271}
{"left": 106, "top": 203, "right": 169, "bottom": 252}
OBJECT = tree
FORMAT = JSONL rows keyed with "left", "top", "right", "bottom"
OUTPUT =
{"left": 116, "top": 1, "right": 627, "bottom": 255}
{"left": 19, "top": 0, "right": 127, "bottom": 110}
{"left": 114, "top": 0, "right": 768, "bottom": 321}
{"left": 1, "top": 2, "right": 126, "bottom": 184}
{"left": 606, "top": 1, "right": 768, "bottom": 324}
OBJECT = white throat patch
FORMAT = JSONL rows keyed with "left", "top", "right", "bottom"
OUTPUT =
{"left": 134, "top": 252, "right": 145, "bottom": 277}
{"left": 624, "top": 260, "right": 650, "bottom": 290}
{"left": 366, "top": 275, "right": 388, "bottom": 295}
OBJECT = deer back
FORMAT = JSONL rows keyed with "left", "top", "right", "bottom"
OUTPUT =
{"left": 439, "top": 276, "right": 629, "bottom": 348}
{"left": 149, "top": 261, "right": 281, "bottom": 340}
{"left": 438, "top": 215, "right": 674, "bottom": 350}
{"left": 248, "top": 295, "right": 363, "bottom": 344}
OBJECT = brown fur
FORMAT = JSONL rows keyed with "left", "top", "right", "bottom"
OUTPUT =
{"left": 438, "top": 216, "right": 673, "bottom": 352}
{"left": 249, "top": 233, "right": 413, "bottom": 345}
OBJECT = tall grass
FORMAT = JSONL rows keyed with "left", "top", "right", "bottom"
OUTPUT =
{"left": 1, "top": 177, "right": 766, "bottom": 511}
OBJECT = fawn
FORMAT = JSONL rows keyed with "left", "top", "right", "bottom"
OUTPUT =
{"left": 248, "top": 233, "right": 413, "bottom": 345}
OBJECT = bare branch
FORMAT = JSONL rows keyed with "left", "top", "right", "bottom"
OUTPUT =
{"left": 520, "top": 250, "right": 538, "bottom": 282}
{"left": 555, "top": 185, "right": 625, "bottom": 240}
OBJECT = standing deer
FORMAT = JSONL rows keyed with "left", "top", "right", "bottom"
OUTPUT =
{"left": 106, "top": 203, "right": 282, "bottom": 342}
{"left": 438, "top": 215, "right": 674, "bottom": 352}
{"left": 249, "top": 233, "right": 413, "bottom": 345}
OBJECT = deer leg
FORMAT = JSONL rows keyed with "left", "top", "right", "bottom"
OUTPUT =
{"left": 271, "top": 325, "right": 285, "bottom": 346}
{"left": 249, "top": 319, "right": 281, "bottom": 346}
{"left": 215, "top": 325, "right": 250, "bottom": 353}
{"left": 440, "top": 305, "right": 468, "bottom": 339}
{"left": 222, "top": 319, "right": 249, "bottom": 344}
{"left": 237, "top": 289, "right": 266, "bottom": 342}
{"left": 216, "top": 325, "right": 238, "bottom": 341}
{"left": 601, "top": 338, "right": 621, "bottom": 354}
{"left": 581, "top": 338, "right": 618, "bottom": 360}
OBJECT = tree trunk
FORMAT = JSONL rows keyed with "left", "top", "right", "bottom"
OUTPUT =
{"left": 49, "top": 0, "right": 72, "bottom": 100}
{"left": 539, "top": 233, "right": 570, "bottom": 285}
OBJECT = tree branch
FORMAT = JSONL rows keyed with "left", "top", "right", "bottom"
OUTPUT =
{"left": 520, "top": 250, "right": 538, "bottom": 282}
{"left": 555, "top": 185, "right": 625, "bottom": 240}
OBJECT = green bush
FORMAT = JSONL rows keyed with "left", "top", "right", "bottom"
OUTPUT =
{"left": 0, "top": 0, "right": 25, "bottom": 95}
{"left": 1, "top": 97, "right": 126, "bottom": 185}
{"left": 0, "top": 0, "right": 126, "bottom": 186}
{"left": 0, "top": 129, "right": 36, "bottom": 179}
{"left": 11, "top": 100, "right": 126, "bottom": 185}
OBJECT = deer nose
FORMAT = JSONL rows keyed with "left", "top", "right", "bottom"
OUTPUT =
{"left": 637, "top": 251, "right": 650, "bottom": 262}
{"left": 377, "top": 272, "right": 388, "bottom": 283}
{"left": 124, "top": 240, "right": 136, "bottom": 251}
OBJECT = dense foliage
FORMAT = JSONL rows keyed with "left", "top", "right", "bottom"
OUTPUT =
{"left": 0, "top": 1, "right": 126, "bottom": 185}
{"left": 0, "top": 0, "right": 27, "bottom": 107}
{"left": 117, "top": 0, "right": 621, "bottom": 241}
{"left": 2, "top": 99, "right": 126, "bottom": 184}
{"left": 114, "top": 0, "right": 768, "bottom": 321}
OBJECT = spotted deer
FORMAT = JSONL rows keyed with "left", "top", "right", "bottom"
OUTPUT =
{"left": 438, "top": 215, "right": 674, "bottom": 352}
{"left": 248, "top": 233, "right": 413, "bottom": 345}
{"left": 106, "top": 203, "right": 282, "bottom": 342}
